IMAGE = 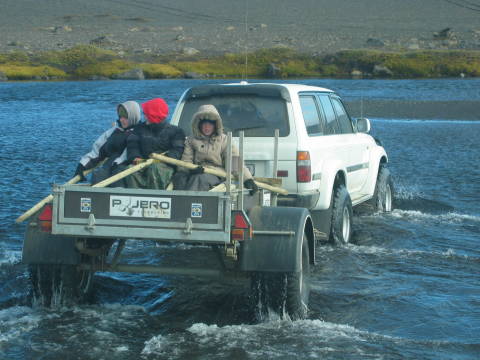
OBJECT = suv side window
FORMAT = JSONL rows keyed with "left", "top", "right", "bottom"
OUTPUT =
{"left": 318, "top": 94, "right": 339, "bottom": 135}
{"left": 331, "top": 97, "right": 353, "bottom": 134}
{"left": 300, "top": 95, "right": 324, "bottom": 136}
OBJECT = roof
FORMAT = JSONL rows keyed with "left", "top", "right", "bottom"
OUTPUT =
{"left": 184, "top": 82, "right": 334, "bottom": 102}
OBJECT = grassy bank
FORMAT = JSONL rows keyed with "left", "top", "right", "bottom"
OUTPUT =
{"left": 1, "top": 45, "right": 479, "bottom": 81}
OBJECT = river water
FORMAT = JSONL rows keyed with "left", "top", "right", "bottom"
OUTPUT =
{"left": 1, "top": 79, "right": 479, "bottom": 359}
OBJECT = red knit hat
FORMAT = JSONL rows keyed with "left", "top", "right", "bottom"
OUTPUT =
{"left": 142, "top": 98, "right": 169, "bottom": 124}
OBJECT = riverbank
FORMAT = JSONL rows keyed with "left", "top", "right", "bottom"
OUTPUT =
{"left": 1, "top": 46, "right": 480, "bottom": 81}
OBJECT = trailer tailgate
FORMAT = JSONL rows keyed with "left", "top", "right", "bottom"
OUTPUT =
{"left": 52, "top": 185, "right": 231, "bottom": 243}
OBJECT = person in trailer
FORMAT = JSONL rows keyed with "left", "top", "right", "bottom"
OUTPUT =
{"left": 125, "top": 98, "right": 186, "bottom": 189}
{"left": 172, "top": 104, "right": 258, "bottom": 193}
{"left": 74, "top": 100, "right": 141, "bottom": 186}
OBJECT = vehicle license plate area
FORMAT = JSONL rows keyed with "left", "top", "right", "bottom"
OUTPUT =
{"left": 62, "top": 191, "right": 220, "bottom": 224}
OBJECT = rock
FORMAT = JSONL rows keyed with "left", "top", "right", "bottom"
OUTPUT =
{"left": 407, "top": 39, "right": 420, "bottom": 50}
{"left": 175, "top": 34, "right": 185, "bottom": 41}
{"left": 184, "top": 72, "right": 204, "bottom": 79}
{"left": 182, "top": 47, "right": 199, "bottom": 56}
{"left": 89, "top": 75, "right": 110, "bottom": 81}
{"left": 226, "top": 26, "right": 235, "bottom": 31}
{"left": 260, "top": 24, "right": 268, "bottom": 28}
{"left": 433, "top": 27, "right": 453, "bottom": 40}
{"left": 171, "top": 26, "right": 184, "bottom": 32}
{"left": 373, "top": 64, "right": 393, "bottom": 77}
{"left": 266, "top": 63, "right": 281, "bottom": 78}
{"left": 351, "top": 69, "right": 363, "bottom": 78}
{"left": 90, "top": 36, "right": 116, "bottom": 46}
{"left": 366, "top": 38, "right": 385, "bottom": 47}
{"left": 0, "top": 71, "right": 8, "bottom": 81}
{"left": 112, "top": 68, "right": 145, "bottom": 80}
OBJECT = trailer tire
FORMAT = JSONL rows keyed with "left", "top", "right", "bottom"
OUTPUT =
{"left": 251, "top": 231, "right": 310, "bottom": 320}
{"left": 30, "top": 257, "right": 95, "bottom": 306}
{"left": 330, "top": 184, "right": 353, "bottom": 244}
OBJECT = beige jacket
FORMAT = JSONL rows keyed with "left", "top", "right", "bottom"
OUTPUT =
{"left": 181, "top": 104, "right": 253, "bottom": 180}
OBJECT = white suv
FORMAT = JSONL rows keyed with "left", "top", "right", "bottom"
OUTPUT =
{"left": 171, "top": 82, "right": 393, "bottom": 243}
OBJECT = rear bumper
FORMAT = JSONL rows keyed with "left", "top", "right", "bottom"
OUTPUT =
{"left": 277, "top": 190, "right": 319, "bottom": 209}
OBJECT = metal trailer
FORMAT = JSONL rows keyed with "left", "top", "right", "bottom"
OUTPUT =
{"left": 22, "top": 132, "right": 315, "bottom": 319}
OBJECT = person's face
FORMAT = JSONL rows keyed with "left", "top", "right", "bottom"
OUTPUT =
{"left": 119, "top": 116, "right": 129, "bottom": 128}
{"left": 118, "top": 106, "right": 130, "bottom": 128}
{"left": 200, "top": 121, "right": 215, "bottom": 136}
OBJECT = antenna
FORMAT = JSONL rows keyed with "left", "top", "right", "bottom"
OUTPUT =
{"left": 360, "top": 95, "right": 364, "bottom": 119}
{"left": 243, "top": 0, "right": 249, "bottom": 81}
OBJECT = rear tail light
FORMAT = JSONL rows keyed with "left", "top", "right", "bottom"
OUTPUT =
{"left": 38, "top": 204, "right": 53, "bottom": 232}
{"left": 297, "top": 151, "right": 311, "bottom": 182}
{"left": 231, "top": 210, "right": 253, "bottom": 241}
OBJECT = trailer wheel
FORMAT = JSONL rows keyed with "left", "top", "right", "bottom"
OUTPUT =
{"left": 251, "top": 231, "right": 310, "bottom": 320}
{"left": 330, "top": 184, "right": 353, "bottom": 244}
{"left": 30, "top": 257, "right": 95, "bottom": 306}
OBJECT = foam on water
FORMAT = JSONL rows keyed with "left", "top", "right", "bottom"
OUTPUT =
{"left": 390, "top": 209, "right": 480, "bottom": 223}
{"left": 0, "top": 250, "right": 21, "bottom": 267}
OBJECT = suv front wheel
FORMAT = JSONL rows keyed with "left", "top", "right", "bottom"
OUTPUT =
{"left": 330, "top": 184, "right": 353, "bottom": 244}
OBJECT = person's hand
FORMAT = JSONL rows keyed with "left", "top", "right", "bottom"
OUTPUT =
{"left": 189, "top": 166, "right": 204, "bottom": 175}
{"left": 243, "top": 178, "right": 259, "bottom": 195}
{"left": 133, "top": 157, "right": 144, "bottom": 165}
{"left": 74, "top": 163, "right": 86, "bottom": 182}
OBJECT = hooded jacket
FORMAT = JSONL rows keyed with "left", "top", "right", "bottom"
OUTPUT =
{"left": 181, "top": 104, "right": 253, "bottom": 180}
{"left": 80, "top": 100, "right": 141, "bottom": 168}
{"left": 127, "top": 119, "right": 185, "bottom": 162}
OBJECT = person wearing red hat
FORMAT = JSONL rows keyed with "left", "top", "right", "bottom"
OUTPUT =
{"left": 125, "top": 98, "right": 185, "bottom": 189}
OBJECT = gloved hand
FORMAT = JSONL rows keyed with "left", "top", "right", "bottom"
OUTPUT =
{"left": 74, "top": 163, "right": 86, "bottom": 182}
{"left": 189, "top": 166, "right": 204, "bottom": 175}
{"left": 244, "top": 178, "right": 259, "bottom": 195}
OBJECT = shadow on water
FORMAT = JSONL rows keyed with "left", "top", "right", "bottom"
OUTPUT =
{"left": 394, "top": 196, "right": 455, "bottom": 214}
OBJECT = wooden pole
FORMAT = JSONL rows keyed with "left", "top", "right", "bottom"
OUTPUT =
{"left": 92, "top": 158, "right": 155, "bottom": 188}
{"left": 16, "top": 158, "right": 156, "bottom": 224}
{"left": 150, "top": 153, "right": 288, "bottom": 195}
{"left": 16, "top": 166, "right": 98, "bottom": 223}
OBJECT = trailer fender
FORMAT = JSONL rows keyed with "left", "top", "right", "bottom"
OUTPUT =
{"left": 239, "top": 206, "right": 314, "bottom": 272}
{"left": 22, "top": 223, "right": 80, "bottom": 265}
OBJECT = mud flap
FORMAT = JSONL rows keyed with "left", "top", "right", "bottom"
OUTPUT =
{"left": 22, "top": 224, "right": 80, "bottom": 265}
{"left": 239, "top": 206, "right": 314, "bottom": 272}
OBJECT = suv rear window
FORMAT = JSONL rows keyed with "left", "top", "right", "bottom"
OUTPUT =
{"left": 178, "top": 95, "right": 289, "bottom": 137}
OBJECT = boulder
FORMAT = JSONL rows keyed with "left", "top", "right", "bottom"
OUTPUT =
{"left": 433, "top": 28, "right": 453, "bottom": 40}
{"left": 182, "top": 47, "right": 200, "bottom": 56}
{"left": 184, "top": 72, "right": 204, "bottom": 79}
{"left": 90, "top": 36, "right": 116, "bottom": 46}
{"left": 0, "top": 71, "right": 8, "bottom": 81}
{"left": 351, "top": 69, "right": 363, "bottom": 78}
{"left": 266, "top": 63, "right": 281, "bottom": 78}
{"left": 366, "top": 38, "right": 385, "bottom": 47}
{"left": 373, "top": 64, "right": 393, "bottom": 77}
{"left": 112, "top": 68, "right": 145, "bottom": 80}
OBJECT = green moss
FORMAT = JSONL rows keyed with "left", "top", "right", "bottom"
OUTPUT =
{"left": 36, "top": 45, "right": 117, "bottom": 72}
{"left": 0, "top": 64, "right": 66, "bottom": 80}
{"left": 139, "top": 63, "right": 183, "bottom": 78}
{"left": 1, "top": 46, "right": 480, "bottom": 80}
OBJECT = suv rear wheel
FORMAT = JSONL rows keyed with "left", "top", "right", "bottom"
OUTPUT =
{"left": 369, "top": 165, "right": 394, "bottom": 212}
{"left": 330, "top": 184, "right": 353, "bottom": 244}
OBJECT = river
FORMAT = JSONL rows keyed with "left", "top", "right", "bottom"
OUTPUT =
{"left": 1, "top": 78, "right": 479, "bottom": 359}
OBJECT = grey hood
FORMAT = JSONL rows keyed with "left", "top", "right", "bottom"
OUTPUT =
{"left": 191, "top": 104, "right": 224, "bottom": 138}
{"left": 118, "top": 100, "right": 141, "bottom": 128}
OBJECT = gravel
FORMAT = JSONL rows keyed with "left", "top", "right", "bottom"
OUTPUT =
{"left": 1, "top": 0, "right": 480, "bottom": 56}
